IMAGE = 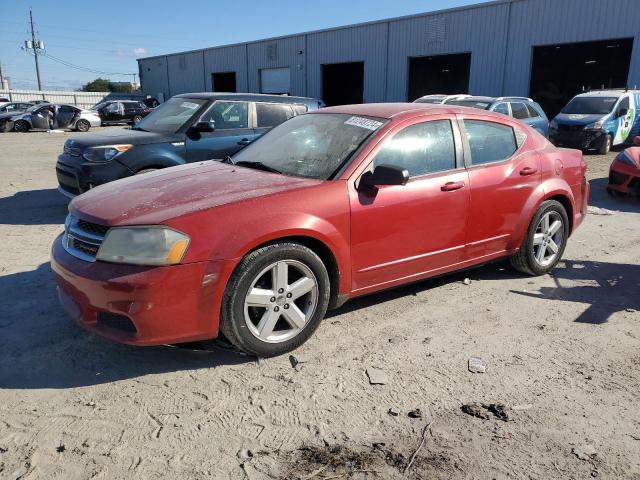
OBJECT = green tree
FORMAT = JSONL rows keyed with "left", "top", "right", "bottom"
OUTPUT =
{"left": 82, "top": 78, "right": 110, "bottom": 92}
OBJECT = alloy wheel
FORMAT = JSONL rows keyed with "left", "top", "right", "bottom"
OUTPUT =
{"left": 244, "top": 260, "right": 319, "bottom": 343}
{"left": 532, "top": 211, "right": 564, "bottom": 267}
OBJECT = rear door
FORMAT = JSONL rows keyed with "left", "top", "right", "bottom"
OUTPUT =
{"left": 459, "top": 115, "right": 541, "bottom": 259}
{"left": 185, "top": 100, "right": 255, "bottom": 162}
{"left": 253, "top": 102, "right": 295, "bottom": 138}
{"left": 122, "top": 102, "right": 139, "bottom": 122}
{"left": 56, "top": 105, "right": 78, "bottom": 128}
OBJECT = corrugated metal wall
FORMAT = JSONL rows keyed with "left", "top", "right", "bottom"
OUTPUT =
{"left": 138, "top": 0, "right": 640, "bottom": 102}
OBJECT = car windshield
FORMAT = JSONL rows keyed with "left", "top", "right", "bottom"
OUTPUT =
{"left": 133, "top": 97, "right": 207, "bottom": 133}
{"left": 91, "top": 102, "right": 107, "bottom": 110}
{"left": 231, "top": 113, "right": 386, "bottom": 180}
{"left": 447, "top": 99, "right": 492, "bottom": 110}
{"left": 561, "top": 96, "right": 618, "bottom": 115}
{"left": 23, "top": 104, "right": 41, "bottom": 113}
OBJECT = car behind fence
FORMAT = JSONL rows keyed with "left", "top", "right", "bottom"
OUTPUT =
{"left": 0, "top": 89, "right": 149, "bottom": 110}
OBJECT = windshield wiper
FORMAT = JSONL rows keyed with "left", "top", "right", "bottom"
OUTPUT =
{"left": 233, "top": 160, "right": 282, "bottom": 174}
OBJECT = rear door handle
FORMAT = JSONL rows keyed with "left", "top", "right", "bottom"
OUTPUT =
{"left": 520, "top": 167, "right": 538, "bottom": 176}
{"left": 237, "top": 138, "right": 252, "bottom": 146}
{"left": 441, "top": 181, "right": 465, "bottom": 192}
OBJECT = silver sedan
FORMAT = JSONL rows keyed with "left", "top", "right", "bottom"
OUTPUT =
{"left": 12, "top": 103, "right": 101, "bottom": 132}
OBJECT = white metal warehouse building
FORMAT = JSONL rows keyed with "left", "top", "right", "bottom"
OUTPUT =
{"left": 137, "top": 0, "right": 640, "bottom": 116}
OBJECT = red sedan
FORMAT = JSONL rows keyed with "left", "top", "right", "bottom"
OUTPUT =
{"left": 51, "top": 103, "right": 589, "bottom": 357}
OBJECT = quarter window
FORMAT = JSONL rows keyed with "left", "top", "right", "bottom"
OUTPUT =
{"left": 464, "top": 120, "right": 517, "bottom": 165}
{"left": 256, "top": 103, "right": 294, "bottom": 128}
{"left": 493, "top": 103, "right": 509, "bottom": 115}
{"left": 373, "top": 120, "right": 456, "bottom": 177}
{"left": 526, "top": 104, "right": 541, "bottom": 118}
{"left": 510, "top": 102, "right": 530, "bottom": 120}
{"left": 201, "top": 101, "right": 248, "bottom": 129}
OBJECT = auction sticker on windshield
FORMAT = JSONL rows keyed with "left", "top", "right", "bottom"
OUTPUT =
{"left": 181, "top": 102, "right": 200, "bottom": 110}
{"left": 344, "top": 116, "right": 383, "bottom": 130}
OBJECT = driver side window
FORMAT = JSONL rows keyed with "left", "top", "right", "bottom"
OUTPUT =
{"left": 201, "top": 101, "right": 248, "bottom": 129}
{"left": 373, "top": 120, "right": 456, "bottom": 177}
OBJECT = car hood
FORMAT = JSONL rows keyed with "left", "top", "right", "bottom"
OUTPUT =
{"left": 67, "top": 127, "right": 182, "bottom": 148}
{"left": 70, "top": 160, "right": 323, "bottom": 226}
{"left": 0, "top": 112, "right": 20, "bottom": 120}
{"left": 553, "top": 113, "right": 606, "bottom": 126}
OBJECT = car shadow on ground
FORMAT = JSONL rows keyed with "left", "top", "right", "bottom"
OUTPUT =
{"left": 0, "top": 263, "right": 253, "bottom": 390}
{"left": 587, "top": 177, "right": 640, "bottom": 213}
{"left": 511, "top": 259, "right": 639, "bottom": 324}
{"left": 0, "top": 188, "right": 68, "bottom": 225}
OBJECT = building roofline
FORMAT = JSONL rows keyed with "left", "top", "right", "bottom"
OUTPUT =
{"left": 137, "top": 0, "right": 525, "bottom": 62}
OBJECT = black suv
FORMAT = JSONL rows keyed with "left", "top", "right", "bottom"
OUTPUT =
{"left": 91, "top": 100, "right": 151, "bottom": 125}
{"left": 56, "top": 93, "right": 324, "bottom": 197}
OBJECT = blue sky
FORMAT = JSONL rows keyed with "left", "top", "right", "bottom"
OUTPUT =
{"left": 1, "top": 0, "right": 485, "bottom": 91}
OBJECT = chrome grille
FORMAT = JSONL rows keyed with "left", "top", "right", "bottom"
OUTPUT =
{"left": 62, "top": 215, "right": 108, "bottom": 262}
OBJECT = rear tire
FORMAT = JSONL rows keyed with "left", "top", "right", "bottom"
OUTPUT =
{"left": 76, "top": 119, "right": 90, "bottom": 132}
{"left": 220, "top": 242, "right": 330, "bottom": 357}
{"left": 132, "top": 115, "right": 143, "bottom": 125}
{"left": 14, "top": 120, "right": 30, "bottom": 133}
{"left": 598, "top": 134, "right": 612, "bottom": 155}
{"left": 510, "top": 200, "right": 569, "bottom": 276}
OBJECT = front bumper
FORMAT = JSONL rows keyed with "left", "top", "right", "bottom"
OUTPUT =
{"left": 607, "top": 159, "right": 639, "bottom": 194}
{"left": 551, "top": 128, "right": 606, "bottom": 151}
{"left": 56, "top": 153, "right": 133, "bottom": 197}
{"left": 51, "top": 235, "right": 233, "bottom": 346}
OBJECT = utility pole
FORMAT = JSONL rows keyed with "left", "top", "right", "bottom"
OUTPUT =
{"left": 0, "top": 62, "right": 5, "bottom": 89}
{"left": 29, "top": 9, "right": 42, "bottom": 90}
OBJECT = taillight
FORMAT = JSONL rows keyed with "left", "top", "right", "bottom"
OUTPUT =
{"left": 143, "top": 108, "right": 151, "bottom": 113}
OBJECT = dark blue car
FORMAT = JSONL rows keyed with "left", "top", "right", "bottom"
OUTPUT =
{"left": 56, "top": 93, "right": 324, "bottom": 197}
{"left": 445, "top": 96, "right": 550, "bottom": 138}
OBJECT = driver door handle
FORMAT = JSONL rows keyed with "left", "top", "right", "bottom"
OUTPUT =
{"left": 520, "top": 167, "right": 538, "bottom": 176}
{"left": 441, "top": 181, "right": 465, "bottom": 192}
{"left": 237, "top": 138, "right": 252, "bottom": 146}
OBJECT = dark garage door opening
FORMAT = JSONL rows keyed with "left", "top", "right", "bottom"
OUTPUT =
{"left": 530, "top": 38, "right": 634, "bottom": 118}
{"left": 212, "top": 72, "right": 237, "bottom": 93}
{"left": 322, "top": 62, "right": 364, "bottom": 106}
{"left": 407, "top": 53, "right": 471, "bottom": 101}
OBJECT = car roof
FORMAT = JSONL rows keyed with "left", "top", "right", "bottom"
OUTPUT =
{"left": 573, "top": 90, "right": 638, "bottom": 98}
{"left": 175, "top": 92, "right": 320, "bottom": 105}
{"left": 315, "top": 102, "right": 502, "bottom": 120}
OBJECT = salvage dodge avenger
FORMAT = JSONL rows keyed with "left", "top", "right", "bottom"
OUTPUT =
{"left": 51, "top": 103, "right": 589, "bottom": 357}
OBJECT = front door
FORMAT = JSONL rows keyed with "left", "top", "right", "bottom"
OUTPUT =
{"left": 31, "top": 106, "right": 52, "bottom": 129}
{"left": 186, "top": 100, "right": 257, "bottom": 162}
{"left": 350, "top": 118, "right": 470, "bottom": 292}
{"left": 459, "top": 116, "right": 541, "bottom": 259}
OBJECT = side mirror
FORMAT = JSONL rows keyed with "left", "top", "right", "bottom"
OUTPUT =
{"left": 618, "top": 108, "right": 628, "bottom": 117}
{"left": 359, "top": 164, "right": 409, "bottom": 189}
{"left": 634, "top": 136, "right": 640, "bottom": 146}
{"left": 193, "top": 121, "right": 215, "bottom": 132}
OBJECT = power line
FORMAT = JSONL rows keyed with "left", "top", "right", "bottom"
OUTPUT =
{"left": 41, "top": 52, "right": 135, "bottom": 77}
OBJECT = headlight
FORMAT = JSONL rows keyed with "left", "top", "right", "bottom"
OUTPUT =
{"left": 584, "top": 121, "right": 604, "bottom": 130}
{"left": 96, "top": 227, "right": 190, "bottom": 266}
{"left": 83, "top": 144, "right": 133, "bottom": 162}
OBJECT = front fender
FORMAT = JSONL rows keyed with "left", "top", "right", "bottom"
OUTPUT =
{"left": 118, "top": 142, "right": 186, "bottom": 171}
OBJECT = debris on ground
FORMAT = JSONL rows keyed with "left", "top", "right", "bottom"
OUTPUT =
{"left": 56, "top": 444, "right": 66, "bottom": 453}
{"left": 468, "top": 357, "right": 487, "bottom": 373}
{"left": 387, "top": 408, "right": 399, "bottom": 417}
{"left": 388, "top": 335, "right": 405, "bottom": 344}
{"left": 572, "top": 444, "right": 597, "bottom": 461}
{"left": 422, "top": 337, "right": 432, "bottom": 344}
{"left": 463, "top": 278, "right": 471, "bottom": 285}
{"left": 237, "top": 448, "right": 254, "bottom": 461}
{"left": 461, "top": 403, "right": 490, "bottom": 420}
{"left": 85, "top": 400, "right": 96, "bottom": 407}
{"left": 461, "top": 403, "right": 510, "bottom": 421}
{"left": 289, "top": 354, "right": 307, "bottom": 371}
{"left": 408, "top": 408, "right": 423, "bottom": 419}
{"left": 587, "top": 206, "right": 616, "bottom": 216}
{"left": 366, "top": 368, "right": 388, "bottom": 385}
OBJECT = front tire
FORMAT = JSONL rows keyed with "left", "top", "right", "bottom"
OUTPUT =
{"left": 75, "top": 119, "right": 90, "bottom": 132}
{"left": 598, "top": 134, "right": 612, "bottom": 155}
{"left": 14, "top": 120, "right": 30, "bottom": 133}
{"left": 510, "top": 200, "right": 569, "bottom": 276}
{"left": 220, "top": 242, "right": 330, "bottom": 357}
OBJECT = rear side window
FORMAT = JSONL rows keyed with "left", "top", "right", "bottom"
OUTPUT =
{"left": 373, "top": 120, "right": 456, "bottom": 177}
{"left": 201, "top": 101, "right": 248, "bottom": 129}
{"left": 256, "top": 103, "right": 294, "bottom": 128}
{"left": 292, "top": 104, "right": 308, "bottom": 116}
{"left": 510, "top": 102, "right": 530, "bottom": 120}
{"left": 526, "top": 103, "right": 541, "bottom": 118}
{"left": 464, "top": 120, "right": 517, "bottom": 165}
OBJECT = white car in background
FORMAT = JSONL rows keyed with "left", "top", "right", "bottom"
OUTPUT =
{"left": 413, "top": 94, "right": 470, "bottom": 104}
{"left": 12, "top": 103, "right": 101, "bottom": 132}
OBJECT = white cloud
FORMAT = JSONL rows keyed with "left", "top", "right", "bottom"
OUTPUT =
{"left": 110, "top": 47, "right": 148, "bottom": 58}
{"left": 133, "top": 47, "right": 147, "bottom": 57}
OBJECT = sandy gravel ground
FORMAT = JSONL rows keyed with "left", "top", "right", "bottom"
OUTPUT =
{"left": 0, "top": 128, "right": 639, "bottom": 480}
